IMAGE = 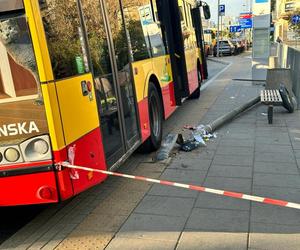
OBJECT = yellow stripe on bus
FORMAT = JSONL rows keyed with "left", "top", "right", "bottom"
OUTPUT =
{"left": 41, "top": 83, "right": 65, "bottom": 151}
{"left": 55, "top": 74, "right": 99, "bottom": 146}
{"left": 23, "top": 0, "right": 54, "bottom": 82}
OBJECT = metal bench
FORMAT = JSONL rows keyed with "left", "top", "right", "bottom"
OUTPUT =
{"left": 260, "top": 89, "right": 283, "bottom": 124}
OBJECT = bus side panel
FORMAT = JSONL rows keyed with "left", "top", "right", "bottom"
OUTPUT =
{"left": 0, "top": 172, "right": 58, "bottom": 206}
{"left": 66, "top": 128, "right": 107, "bottom": 195}
{"left": 137, "top": 98, "right": 150, "bottom": 142}
{"left": 55, "top": 168, "right": 74, "bottom": 201}
{"left": 131, "top": 60, "right": 153, "bottom": 142}
{"left": 55, "top": 74, "right": 107, "bottom": 195}
{"left": 185, "top": 49, "right": 198, "bottom": 94}
{"left": 152, "top": 56, "right": 176, "bottom": 119}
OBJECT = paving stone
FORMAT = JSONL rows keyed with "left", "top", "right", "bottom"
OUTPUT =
{"left": 177, "top": 232, "right": 248, "bottom": 250}
{"left": 218, "top": 139, "right": 255, "bottom": 147}
{"left": 76, "top": 213, "right": 127, "bottom": 232}
{"left": 160, "top": 169, "right": 207, "bottom": 185}
{"left": 292, "top": 141, "right": 300, "bottom": 150}
{"left": 252, "top": 185, "right": 300, "bottom": 206}
{"left": 255, "top": 144, "right": 293, "bottom": 154}
{"left": 256, "top": 119, "right": 286, "bottom": 127}
{"left": 215, "top": 146, "right": 254, "bottom": 156}
{"left": 220, "top": 132, "right": 255, "bottom": 140}
{"left": 293, "top": 150, "right": 300, "bottom": 158}
{"left": 106, "top": 237, "right": 177, "bottom": 250}
{"left": 212, "top": 154, "right": 253, "bottom": 167}
{"left": 250, "top": 221, "right": 300, "bottom": 234}
{"left": 195, "top": 191, "right": 250, "bottom": 211}
{"left": 91, "top": 199, "right": 137, "bottom": 216}
{"left": 254, "top": 161, "right": 299, "bottom": 175}
{"left": 148, "top": 184, "right": 198, "bottom": 198}
{"left": 185, "top": 208, "right": 249, "bottom": 232}
{"left": 251, "top": 203, "right": 300, "bottom": 226}
{"left": 204, "top": 177, "right": 252, "bottom": 193}
{"left": 117, "top": 213, "right": 186, "bottom": 242}
{"left": 255, "top": 127, "right": 288, "bottom": 135}
{"left": 249, "top": 233, "right": 300, "bottom": 250}
{"left": 180, "top": 147, "right": 215, "bottom": 160}
{"left": 254, "top": 152, "right": 296, "bottom": 163}
{"left": 57, "top": 230, "right": 114, "bottom": 250}
{"left": 208, "top": 165, "right": 252, "bottom": 178}
{"left": 41, "top": 223, "right": 78, "bottom": 250}
{"left": 253, "top": 173, "right": 300, "bottom": 188}
{"left": 134, "top": 195, "right": 195, "bottom": 217}
{"left": 168, "top": 158, "right": 212, "bottom": 171}
{"left": 255, "top": 135, "right": 290, "bottom": 145}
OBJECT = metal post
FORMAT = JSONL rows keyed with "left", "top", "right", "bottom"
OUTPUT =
{"left": 217, "top": 0, "right": 220, "bottom": 57}
{"left": 221, "top": 15, "right": 223, "bottom": 40}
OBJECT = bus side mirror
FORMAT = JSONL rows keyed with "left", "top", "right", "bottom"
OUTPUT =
{"left": 203, "top": 5, "right": 211, "bottom": 20}
{"left": 194, "top": 1, "right": 211, "bottom": 20}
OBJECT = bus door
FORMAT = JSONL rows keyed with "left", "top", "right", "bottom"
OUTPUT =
{"left": 155, "top": 0, "right": 190, "bottom": 105}
{"left": 79, "top": 0, "right": 140, "bottom": 168}
{"left": 191, "top": 7, "right": 208, "bottom": 79}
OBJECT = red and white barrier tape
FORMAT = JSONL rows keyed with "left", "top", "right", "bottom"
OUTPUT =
{"left": 59, "top": 162, "right": 300, "bottom": 210}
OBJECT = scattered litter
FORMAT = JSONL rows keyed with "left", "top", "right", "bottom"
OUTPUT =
{"left": 261, "top": 112, "right": 267, "bottom": 116}
{"left": 183, "top": 125, "right": 196, "bottom": 130}
{"left": 193, "top": 134, "right": 206, "bottom": 145}
{"left": 230, "top": 96, "right": 236, "bottom": 99}
{"left": 181, "top": 140, "right": 203, "bottom": 152}
{"left": 177, "top": 124, "right": 217, "bottom": 152}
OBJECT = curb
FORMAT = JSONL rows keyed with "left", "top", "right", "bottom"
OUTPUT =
{"left": 207, "top": 57, "right": 231, "bottom": 65}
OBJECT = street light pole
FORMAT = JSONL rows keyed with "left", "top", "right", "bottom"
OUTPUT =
{"left": 217, "top": 0, "right": 220, "bottom": 57}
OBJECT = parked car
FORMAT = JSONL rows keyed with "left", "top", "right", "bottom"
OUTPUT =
{"left": 213, "top": 40, "right": 235, "bottom": 57}
{"left": 230, "top": 39, "right": 243, "bottom": 54}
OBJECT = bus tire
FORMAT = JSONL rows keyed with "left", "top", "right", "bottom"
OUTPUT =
{"left": 139, "top": 82, "right": 163, "bottom": 152}
{"left": 189, "top": 67, "right": 201, "bottom": 99}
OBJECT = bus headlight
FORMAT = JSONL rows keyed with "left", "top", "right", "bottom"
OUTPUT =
{"left": 4, "top": 148, "right": 20, "bottom": 162}
{"left": 32, "top": 139, "right": 49, "bottom": 155}
{"left": 0, "top": 152, "right": 3, "bottom": 163}
{"left": 20, "top": 135, "right": 52, "bottom": 162}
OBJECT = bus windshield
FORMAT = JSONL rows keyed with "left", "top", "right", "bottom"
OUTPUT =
{"left": 0, "top": 6, "right": 48, "bottom": 146}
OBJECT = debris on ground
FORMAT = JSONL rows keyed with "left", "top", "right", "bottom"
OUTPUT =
{"left": 178, "top": 124, "right": 217, "bottom": 152}
{"left": 156, "top": 133, "right": 178, "bottom": 161}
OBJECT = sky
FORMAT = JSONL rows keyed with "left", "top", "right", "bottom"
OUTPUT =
{"left": 204, "top": 0, "right": 252, "bottom": 23}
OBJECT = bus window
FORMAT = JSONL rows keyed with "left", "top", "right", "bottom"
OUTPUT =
{"left": 80, "top": 0, "right": 125, "bottom": 161}
{"left": 179, "top": 6, "right": 184, "bottom": 23}
{"left": 121, "top": 0, "right": 152, "bottom": 61}
{"left": 142, "top": 0, "right": 166, "bottom": 57}
{"left": 40, "top": 0, "right": 86, "bottom": 80}
{"left": 151, "top": 0, "right": 169, "bottom": 55}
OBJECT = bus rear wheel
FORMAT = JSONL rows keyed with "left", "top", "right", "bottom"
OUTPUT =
{"left": 140, "top": 82, "right": 163, "bottom": 152}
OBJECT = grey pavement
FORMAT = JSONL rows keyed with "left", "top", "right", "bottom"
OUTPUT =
{"left": 105, "top": 54, "right": 300, "bottom": 250}
{"left": 2, "top": 53, "right": 300, "bottom": 250}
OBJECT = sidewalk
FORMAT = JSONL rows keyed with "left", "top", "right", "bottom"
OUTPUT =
{"left": 2, "top": 54, "right": 300, "bottom": 250}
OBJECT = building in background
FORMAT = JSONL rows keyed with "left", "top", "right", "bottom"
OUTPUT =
{"left": 273, "top": 0, "right": 300, "bottom": 44}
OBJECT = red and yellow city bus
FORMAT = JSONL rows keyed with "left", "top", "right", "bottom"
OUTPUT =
{"left": 0, "top": 0, "right": 210, "bottom": 206}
